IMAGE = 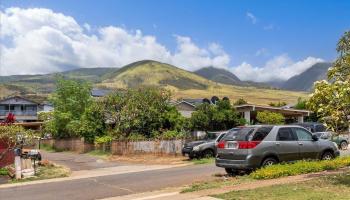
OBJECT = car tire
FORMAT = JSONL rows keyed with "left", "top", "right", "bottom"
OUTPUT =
{"left": 202, "top": 149, "right": 214, "bottom": 158}
{"left": 261, "top": 157, "right": 278, "bottom": 167}
{"left": 321, "top": 151, "right": 334, "bottom": 160}
{"left": 225, "top": 168, "right": 238, "bottom": 176}
{"left": 340, "top": 141, "right": 348, "bottom": 150}
{"left": 188, "top": 154, "right": 195, "bottom": 160}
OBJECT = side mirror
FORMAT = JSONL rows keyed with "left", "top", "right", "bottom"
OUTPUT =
{"left": 312, "top": 135, "right": 319, "bottom": 141}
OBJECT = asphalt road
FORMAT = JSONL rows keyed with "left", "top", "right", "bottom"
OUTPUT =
{"left": 0, "top": 164, "right": 222, "bottom": 200}
{"left": 41, "top": 151, "right": 124, "bottom": 171}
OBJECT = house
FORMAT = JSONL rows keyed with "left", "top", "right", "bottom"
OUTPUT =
{"left": 174, "top": 101, "right": 196, "bottom": 118}
{"left": 234, "top": 104, "right": 311, "bottom": 124}
{"left": 0, "top": 96, "right": 40, "bottom": 122}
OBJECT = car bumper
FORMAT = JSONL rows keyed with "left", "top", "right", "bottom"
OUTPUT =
{"left": 215, "top": 155, "right": 261, "bottom": 170}
{"left": 182, "top": 148, "right": 200, "bottom": 157}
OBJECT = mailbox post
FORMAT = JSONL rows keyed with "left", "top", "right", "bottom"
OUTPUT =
{"left": 14, "top": 148, "right": 22, "bottom": 179}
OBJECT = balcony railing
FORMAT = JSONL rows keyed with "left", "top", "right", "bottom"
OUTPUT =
{"left": 0, "top": 110, "right": 37, "bottom": 116}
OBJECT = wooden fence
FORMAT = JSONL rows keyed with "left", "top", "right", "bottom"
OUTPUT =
{"left": 40, "top": 138, "right": 185, "bottom": 155}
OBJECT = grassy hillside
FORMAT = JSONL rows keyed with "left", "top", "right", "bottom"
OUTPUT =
{"left": 194, "top": 67, "right": 242, "bottom": 85}
{"left": 98, "top": 60, "right": 308, "bottom": 105}
{"left": 100, "top": 60, "right": 212, "bottom": 90}
{"left": 0, "top": 60, "right": 309, "bottom": 105}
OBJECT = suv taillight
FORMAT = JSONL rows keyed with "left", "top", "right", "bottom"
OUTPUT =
{"left": 217, "top": 141, "right": 225, "bottom": 149}
{"left": 238, "top": 141, "right": 261, "bottom": 149}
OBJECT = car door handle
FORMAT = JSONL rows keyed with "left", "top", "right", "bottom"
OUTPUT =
{"left": 298, "top": 143, "right": 303, "bottom": 146}
{"left": 275, "top": 142, "right": 280, "bottom": 146}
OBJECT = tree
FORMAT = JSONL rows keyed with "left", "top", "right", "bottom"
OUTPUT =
{"left": 294, "top": 97, "right": 307, "bottom": 110}
{"left": 269, "top": 101, "right": 287, "bottom": 107}
{"left": 79, "top": 101, "right": 107, "bottom": 143}
{"left": 191, "top": 99, "right": 245, "bottom": 131}
{"left": 0, "top": 125, "right": 36, "bottom": 161}
{"left": 308, "top": 31, "right": 350, "bottom": 131}
{"left": 256, "top": 111, "right": 285, "bottom": 125}
{"left": 48, "top": 78, "right": 92, "bottom": 138}
{"left": 103, "top": 88, "right": 184, "bottom": 139}
{"left": 234, "top": 98, "right": 248, "bottom": 105}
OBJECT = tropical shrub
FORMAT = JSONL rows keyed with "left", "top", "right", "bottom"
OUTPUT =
{"left": 256, "top": 111, "right": 284, "bottom": 125}
{"left": 190, "top": 99, "right": 245, "bottom": 131}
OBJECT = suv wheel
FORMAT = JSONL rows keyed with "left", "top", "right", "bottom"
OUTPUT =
{"left": 202, "top": 149, "right": 214, "bottom": 158}
{"left": 321, "top": 151, "right": 334, "bottom": 160}
{"left": 340, "top": 141, "right": 348, "bottom": 150}
{"left": 261, "top": 157, "right": 278, "bottom": 167}
{"left": 225, "top": 168, "right": 238, "bottom": 176}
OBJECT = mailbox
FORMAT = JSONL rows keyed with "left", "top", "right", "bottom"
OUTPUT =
{"left": 14, "top": 148, "right": 22, "bottom": 156}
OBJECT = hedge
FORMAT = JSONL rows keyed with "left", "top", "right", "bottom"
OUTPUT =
{"left": 250, "top": 156, "right": 350, "bottom": 179}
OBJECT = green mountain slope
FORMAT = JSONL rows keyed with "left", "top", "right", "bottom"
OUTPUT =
{"left": 194, "top": 67, "right": 242, "bottom": 85}
{"left": 101, "top": 60, "right": 211, "bottom": 90}
{"left": 282, "top": 62, "right": 331, "bottom": 91}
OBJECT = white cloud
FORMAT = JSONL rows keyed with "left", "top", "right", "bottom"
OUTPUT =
{"left": 231, "top": 54, "right": 324, "bottom": 82}
{"left": 255, "top": 48, "right": 269, "bottom": 56}
{"left": 246, "top": 12, "right": 257, "bottom": 24}
{"left": 0, "top": 7, "right": 230, "bottom": 75}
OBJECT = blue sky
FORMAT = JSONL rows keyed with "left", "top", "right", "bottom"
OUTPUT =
{"left": 1, "top": 0, "right": 349, "bottom": 81}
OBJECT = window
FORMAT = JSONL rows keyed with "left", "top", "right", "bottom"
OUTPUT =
{"left": 294, "top": 128, "right": 313, "bottom": 141}
{"left": 277, "top": 128, "right": 295, "bottom": 141}
{"left": 315, "top": 125, "right": 326, "bottom": 132}
{"left": 223, "top": 128, "right": 255, "bottom": 141}
{"left": 251, "top": 127, "right": 273, "bottom": 141}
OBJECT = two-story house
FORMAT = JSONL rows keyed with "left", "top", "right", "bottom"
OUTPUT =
{"left": 0, "top": 96, "right": 40, "bottom": 122}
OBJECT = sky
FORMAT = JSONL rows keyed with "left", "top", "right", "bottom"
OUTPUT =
{"left": 0, "top": 0, "right": 349, "bottom": 82}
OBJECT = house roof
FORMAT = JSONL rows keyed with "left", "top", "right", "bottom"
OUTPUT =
{"left": 0, "top": 96, "right": 40, "bottom": 105}
{"left": 174, "top": 100, "right": 196, "bottom": 108}
{"left": 91, "top": 89, "right": 112, "bottom": 97}
{"left": 234, "top": 104, "right": 311, "bottom": 116}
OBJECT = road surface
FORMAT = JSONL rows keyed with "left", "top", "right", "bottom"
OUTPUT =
{"left": 0, "top": 164, "right": 221, "bottom": 200}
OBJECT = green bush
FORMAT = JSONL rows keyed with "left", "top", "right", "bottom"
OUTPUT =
{"left": 250, "top": 157, "right": 350, "bottom": 179}
{"left": 0, "top": 168, "right": 8, "bottom": 176}
{"left": 161, "top": 130, "right": 186, "bottom": 140}
{"left": 256, "top": 111, "right": 285, "bottom": 125}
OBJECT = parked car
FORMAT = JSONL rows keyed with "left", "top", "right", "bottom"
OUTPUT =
{"left": 314, "top": 131, "right": 349, "bottom": 150}
{"left": 293, "top": 122, "right": 327, "bottom": 133}
{"left": 216, "top": 125, "right": 340, "bottom": 175}
{"left": 182, "top": 128, "right": 241, "bottom": 159}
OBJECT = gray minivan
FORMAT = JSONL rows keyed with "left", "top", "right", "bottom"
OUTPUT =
{"left": 216, "top": 125, "right": 340, "bottom": 174}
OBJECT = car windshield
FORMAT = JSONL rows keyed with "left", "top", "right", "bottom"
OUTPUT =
{"left": 203, "top": 132, "right": 218, "bottom": 140}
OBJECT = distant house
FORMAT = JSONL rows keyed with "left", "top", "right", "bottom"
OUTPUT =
{"left": 174, "top": 100, "right": 196, "bottom": 118}
{"left": 0, "top": 96, "right": 40, "bottom": 122}
{"left": 91, "top": 89, "right": 113, "bottom": 98}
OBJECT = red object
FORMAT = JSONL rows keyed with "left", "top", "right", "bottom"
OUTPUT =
{"left": 5, "top": 113, "right": 16, "bottom": 124}
{"left": 0, "top": 140, "right": 14, "bottom": 168}
{"left": 217, "top": 141, "right": 261, "bottom": 149}
{"left": 238, "top": 141, "right": 261, "bottom": 149}
{"left": 217, "top": 141, "right": 225, "bottom": 149}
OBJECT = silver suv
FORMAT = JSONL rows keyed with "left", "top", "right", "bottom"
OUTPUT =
{"left": 216, "top": 125, "right": 340, "bottom": 174}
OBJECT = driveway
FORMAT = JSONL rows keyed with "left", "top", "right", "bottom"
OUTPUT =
{"left": 41, "top": 151, "right": 123, "bottom": 171}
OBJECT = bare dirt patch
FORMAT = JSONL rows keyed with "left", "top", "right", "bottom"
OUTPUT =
{"left": 109, "top": 154, "right": 190, "bottom": 165}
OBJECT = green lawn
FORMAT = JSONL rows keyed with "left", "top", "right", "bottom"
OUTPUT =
{"left": 214, "top": 172, "right": 350, "bottom": 200}
{"left": 190, "top": 158, "right": 215, "bottom": 165}
{"left": 10, "top": 164, "right": 70, "bottom": 183}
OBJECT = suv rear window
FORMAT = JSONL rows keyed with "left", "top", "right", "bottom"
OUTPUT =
{"left": 251, "top": 127, "right": 273, "bottom": 141}
{"left": 223, "top": 127, "right": 272, "bottom": 141}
